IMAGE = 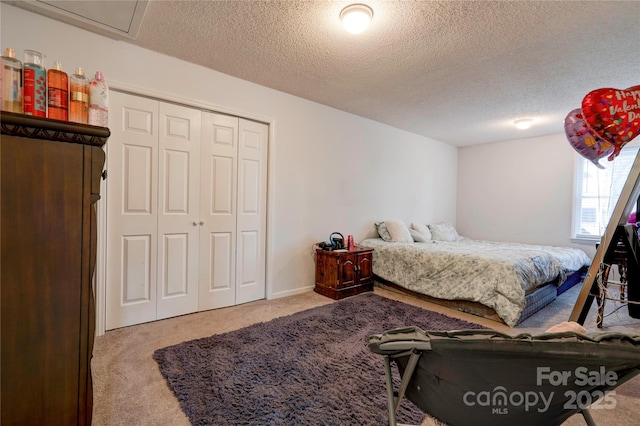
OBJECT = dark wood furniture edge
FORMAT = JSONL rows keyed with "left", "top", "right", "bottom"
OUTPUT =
{"left": 314, "top": 281, "right": 373, "bottom": 300}
{"left": 313, "top": 245, "right": 374, "bottom": 255}
{"left": 1, "top": 119, "right": 107, "bottom": 424}
{"left": 1, "top": 111, "right": 109, "bottom": 147}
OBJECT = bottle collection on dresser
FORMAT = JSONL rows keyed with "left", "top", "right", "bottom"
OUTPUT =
{"left": 1, "top": 47, "right": 109, "bottom": 126}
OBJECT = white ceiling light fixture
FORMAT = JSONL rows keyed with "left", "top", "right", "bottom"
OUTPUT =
{"left": 340, "top": 4, "right": 374, "bottom": 34}
{"left": 514, "top": 118, "right": 534, "bottom": 130}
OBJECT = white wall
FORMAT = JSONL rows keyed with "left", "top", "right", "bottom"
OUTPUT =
{"left": 457, "top": 133, "right": 596, "bottom": 258}
{"left": 1, "top": 4, "right": 458, "bottom": 298}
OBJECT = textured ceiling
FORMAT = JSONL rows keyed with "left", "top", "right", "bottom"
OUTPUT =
{"left": 23, "top": 0, "right": 640, "bottom": 147}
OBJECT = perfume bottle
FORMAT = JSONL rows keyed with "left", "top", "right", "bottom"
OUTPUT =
{"left": 23, "top": 50, "right": 46, "bottom": 117}
{"left": 88, "top": 71, "right": 109, "bottom": 127}
{"left": 69, "top": 67, "right": 89, "bottom": 124}
{"left": 1, "top": 47, "right": 23, "bottom": 113}
{"left": 47, "top": 61, "right": 68, "bottom": 121}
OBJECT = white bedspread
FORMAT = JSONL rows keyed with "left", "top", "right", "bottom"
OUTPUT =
{"left": 358, "top": 238, "right": 591, "bottom": 327}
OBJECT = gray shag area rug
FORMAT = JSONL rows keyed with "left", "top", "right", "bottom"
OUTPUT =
{"left": 153, "top": 293, "right": 485, "bottom": 425}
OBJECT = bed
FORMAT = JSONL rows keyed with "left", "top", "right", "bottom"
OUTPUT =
{"left": 358, "top": 222, "right": 592, "bottom": 327}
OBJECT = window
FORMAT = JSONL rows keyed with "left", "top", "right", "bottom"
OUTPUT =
{"left": 573, "top": 145, "right": 639, "bottom": 239}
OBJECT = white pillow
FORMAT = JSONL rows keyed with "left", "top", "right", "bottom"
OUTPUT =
{"left": 409, "top": 229, "right": 429, "bottom": 243}
{"left": 428, "top": 222, "right": 461, "bottom": 242}
{"left": 410, "top": 222, "right": 432, "bottom": 240}
{"left": 384, "top": 220, "right": 413, "bottom": 243}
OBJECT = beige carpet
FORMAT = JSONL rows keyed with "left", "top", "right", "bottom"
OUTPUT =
{"left": 92, "top": 285, "right": 640, "bottom": 425}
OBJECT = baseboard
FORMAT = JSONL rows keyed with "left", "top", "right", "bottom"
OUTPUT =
{"left": 269, "top": 285, "right": 314, "bottom": 299}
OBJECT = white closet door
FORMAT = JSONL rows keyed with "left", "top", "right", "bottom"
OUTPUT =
{"left": 199, "top": 112, "right": 238, "bottom": 310}
{"left": 104, "top": 92, "right": 268, "bottom": 327}
{"left": 106, "top": 92, "right": 159, "bottom": 329}
{"left": 236, "top": 119, "right": 268, "bottom": 304}
{"left": 156, "top": 103, "right": 201, "bottom": 320}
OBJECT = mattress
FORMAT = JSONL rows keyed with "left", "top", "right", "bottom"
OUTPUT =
{"left": 359, "top": 238, "right": 592, "bottom": 326}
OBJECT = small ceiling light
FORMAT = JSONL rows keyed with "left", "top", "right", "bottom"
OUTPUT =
{"left": 340, "top": 4, "right": 373, "bottom": 34}
{"left": 514, "top": 118, "right": 534, "bottom": 130}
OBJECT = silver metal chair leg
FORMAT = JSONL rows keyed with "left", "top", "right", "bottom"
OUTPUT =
{"left": 395, "top": 351, "right": 421, "bottom": 414}
{"left": 384, "top": 356, "right": 398, "bottom": 426}
{"left": 581, "top": 408, "right": 596, "bottom": 426}
{"left": 383, "top": 351, "right": 423, "bottom": 426}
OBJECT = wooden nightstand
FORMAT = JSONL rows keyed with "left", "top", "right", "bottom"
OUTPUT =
{"left": 314, "top": 245, "right": 374, "bottom": 300}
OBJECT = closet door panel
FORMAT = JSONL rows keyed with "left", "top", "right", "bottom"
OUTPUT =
{"left": 123, "top": 145, "right": 153, "bottom": 213}
{"left": 209, "top": 231, "right": 233, "bottom": 288}
{"left": 199, "top": 113, "right": 238, "bottom": 310}
{"left": 156, "top": 103, "right": 201, "bottom": 320}
{"left": 236, "top": 119, "right": 268, "bottom": 304}
{"left": 239, "top": 230, "right": 258, "bottom": 283}
{"left": 106, "top": 92, "right": 159, "bottom": 329}
{"left": 212, "top": 156, "right": 234, "bottom": 213}
{"left": 122, "top": 235, "right": 152, "bottom": 303}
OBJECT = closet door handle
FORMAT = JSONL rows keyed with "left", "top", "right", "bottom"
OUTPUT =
{"left": 199, "top": 221, "right": 205, "bottom": 226}
{"left": 192, "top": 221, "right": 198, "bottom": 226}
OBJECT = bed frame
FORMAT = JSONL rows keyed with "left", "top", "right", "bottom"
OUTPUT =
{"left": 374, "top": 267, "right": 587, "bottom": 326}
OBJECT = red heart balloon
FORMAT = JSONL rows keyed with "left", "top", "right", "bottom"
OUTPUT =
{"left": 581, "top": 86, "right": 640, "bottom": 158}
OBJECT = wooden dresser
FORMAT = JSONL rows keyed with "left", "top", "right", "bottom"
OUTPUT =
{"left": 1, "top": 112, "right": 109, "bottom": 425}
{"left": 314, "top": 246, "right": 374, "bottom": 299}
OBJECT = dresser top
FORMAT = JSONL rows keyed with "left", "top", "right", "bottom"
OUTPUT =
{"left": 315, "top": 245, "right": 373, "bottom": 255}
{"left": 1, "top": 112, "right": 109, "bottom": 147}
